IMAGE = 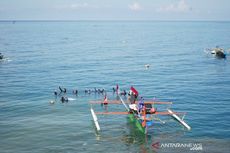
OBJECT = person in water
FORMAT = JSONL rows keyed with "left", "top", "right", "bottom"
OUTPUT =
{"left": 101, "top": 94, "right": 108, "bottom": 111}
{"left": 59, "top": 86, "right": 67, "bottom": 94}
{"left": 120, "top": 90, "right": 127, "bottom": 96}
{"left": 73, "top": 89, "right": 78, "bottom": 95}
{"left": 116, "top": 84, "right": 119, "bottom": 94}
{"left": 59, "top": 86, "right": 63, "bottom": 93}
{"left": 138, "top": 97, "right": 144, "bottom": 113}
{"left": 54, "top": 90, "right": 58, "bottom": 96}
{"left": 61, "top": 96, "right": 68, "bottom": 103}
{"left": 94, "top": 87, "right": 98, "bottom": 93}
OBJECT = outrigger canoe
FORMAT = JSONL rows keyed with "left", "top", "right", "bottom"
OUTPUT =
{"left": 90, "top": 86, "right": 191, "bottom": 134}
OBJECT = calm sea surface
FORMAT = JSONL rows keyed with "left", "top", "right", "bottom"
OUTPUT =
{"left": 0, "top": 21, "right": 230, "bottom": 153}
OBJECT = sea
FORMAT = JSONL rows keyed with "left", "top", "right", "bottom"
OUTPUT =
{"left": 0, "top": 21, "right": 230, "bottom": 153}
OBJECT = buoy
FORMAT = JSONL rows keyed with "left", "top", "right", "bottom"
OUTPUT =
{"left": 50, "top": 100, "right": 55, "bottom": 104}
{"left": 145, "top": 64, "right": 150, "bottom": 69}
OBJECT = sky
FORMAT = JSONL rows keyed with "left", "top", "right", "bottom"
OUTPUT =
{"left": 0, "top": 0, "right": 229, "bottom": 21}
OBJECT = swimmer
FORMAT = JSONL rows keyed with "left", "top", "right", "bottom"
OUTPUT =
{"left": 59, "top": 86, "right": 63, "bottom": 93}
{"left": 73, "top": 89, "right": 78, "bottom": 95}
{"left": 54, "top": 90, "right": 58, "bottom": 96}
{"left": 94, "top": 87, "right": 97, "bottom": 93}
{"left": 120, "top": 90, "right": 127, "bottom": 96}
{"left": 61, "top": 96, "right": 68, "bottom": 103}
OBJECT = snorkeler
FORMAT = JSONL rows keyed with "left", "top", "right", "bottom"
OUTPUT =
{"left": 63, "top": 88, "right": 67, "bottom": 93}
{"left": 54, "top": 90, "right": 58, "bottom": 96}
{"left": 120, "top": 90, "right": 127, "bottom": 96}
{"left": 61, "top": 96, "right": 68, "bottom": 103}
{"left": 59, "top": 86, "right": 67, "bottom": 94}
{"left": 59, "top": 86, "right": 63, "bottom": 92}
{"left": 73, "top": 89, "right": 78, "bottom": 95}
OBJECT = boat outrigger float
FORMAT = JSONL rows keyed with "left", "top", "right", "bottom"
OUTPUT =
{"left": 90, "top": 86, "right": 191, "bottom": 134}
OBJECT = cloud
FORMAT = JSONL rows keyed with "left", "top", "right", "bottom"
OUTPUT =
{"left": 55, "top": 3, "right": 97, "bottom": 10}
{"left": 129, "top": 2, "right": 142, "bottom": 11}
{"left": 70, "top": 3, "right": 89, "bottom": 9}
{"left": 156, "top": 0, "right": 192, "bottom": 13}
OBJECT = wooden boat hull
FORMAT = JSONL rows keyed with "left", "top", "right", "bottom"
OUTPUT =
{"left": 128, "top": 114, "right": 146, "bottom": 133}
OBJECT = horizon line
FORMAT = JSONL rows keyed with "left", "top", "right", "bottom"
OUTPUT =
{"left": 0, "top": 19, "right": 230, "bottom": 22}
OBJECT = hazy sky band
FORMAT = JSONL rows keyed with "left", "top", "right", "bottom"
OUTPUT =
{"left": 0, "top": 0, "right": 229, "bottom": 21}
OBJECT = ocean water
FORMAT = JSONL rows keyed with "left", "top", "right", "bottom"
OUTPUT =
{"left": 0, "top": 21, "right": 230, "bottom": 153}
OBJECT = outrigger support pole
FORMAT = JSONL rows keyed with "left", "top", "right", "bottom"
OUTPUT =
{"left": 91, "top": 106, "right": 100, "bottom": 131}
{"left": 167, "top": 109, "right": 191, "bottom": 131}
{"left": 119, "top": 95, "right": 130, "bottom": 112}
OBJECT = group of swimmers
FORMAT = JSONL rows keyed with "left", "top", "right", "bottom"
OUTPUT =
{"left": 112, "top": 84, "right": 127, "bottom": 96}
{"left": 52, "top": 85, "right": 128, "bottom": 104}
{"left": 53, "top": 86, "right": 109, "bottom": 103}
{"left": 53, "top": 86, "right": 72, "bottom": 103}
{"left": 84, "top": 88, "right": 105, "bottom": 94}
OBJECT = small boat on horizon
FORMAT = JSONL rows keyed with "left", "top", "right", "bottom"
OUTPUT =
{"left": 0, "top": 53, "right": 4, "bottom": 60}
{"left": 206, "top": 46, "right": 226, "bottom": 59}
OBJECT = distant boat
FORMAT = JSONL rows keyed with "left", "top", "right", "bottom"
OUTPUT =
{"left": 0, "top": 53, "right": 4, "bottom": 60}
{"left": 206, "top": 46, "right": 226, "bottom": 59}
{"left": 144, "top": 64, "right": 150, "bottom": 69}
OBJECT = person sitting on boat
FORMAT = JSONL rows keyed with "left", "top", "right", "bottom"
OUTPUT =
{"left": 103, "top": 95, "right": 108, "bottom": 105}
{"left": 128, "top": 86, "right": 139, "bottom": 104}
{"left": 150, "top": 107, "right": 157, "bottom": 114}
{"left": 101, "top": 94, "right": 108, "bottom": 111}
{"left": 138, "top": 97, "right": 144, "bottom": 113}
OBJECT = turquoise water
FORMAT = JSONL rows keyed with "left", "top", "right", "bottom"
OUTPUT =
{"left": 0, "top": 21, "right": 230, "bottom": 152}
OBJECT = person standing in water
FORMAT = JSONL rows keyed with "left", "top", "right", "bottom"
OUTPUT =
{"left": 73, "top": 89, "right": 78, "bottom": 96}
